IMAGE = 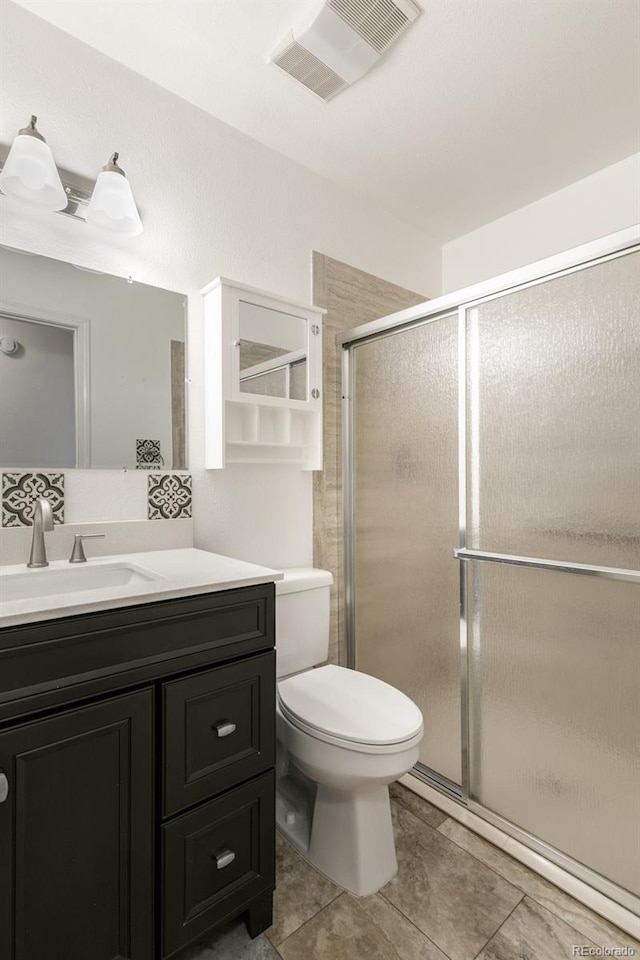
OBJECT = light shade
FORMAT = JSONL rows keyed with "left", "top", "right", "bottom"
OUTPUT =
{"left": 0, "top": 118, "right": 67, "bottom": 211}
{"left": 85, "top": 154, "right": 143, "bottom": 237}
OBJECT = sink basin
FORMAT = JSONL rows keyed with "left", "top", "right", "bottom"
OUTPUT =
{"left": 0, "top": 562, "right": 163, "bottom": 603}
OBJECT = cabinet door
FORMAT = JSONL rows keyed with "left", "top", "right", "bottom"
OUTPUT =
{"left": 0, "top": 689, "right": 154, "bottom": 960}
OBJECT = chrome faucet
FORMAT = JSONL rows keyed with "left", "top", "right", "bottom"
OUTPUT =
{"left": 27, "top": 497, "right": 54, "bottom": 568}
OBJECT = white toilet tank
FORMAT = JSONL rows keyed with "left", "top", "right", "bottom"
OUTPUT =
{"left": 275, "top": 568, "right": 333, "bottom": 679}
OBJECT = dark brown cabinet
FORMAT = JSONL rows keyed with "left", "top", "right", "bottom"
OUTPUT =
{"left": 163, "top": 771, "right": 275, "bottom": 958}
{"left": 0, "top": 584, "right": 276, "bottom": 960}
{"left": 163, "top": 653, "right": 275, "bottom": 817}
{"left": 0, "top": 689, "right": 154, "bottom": 960}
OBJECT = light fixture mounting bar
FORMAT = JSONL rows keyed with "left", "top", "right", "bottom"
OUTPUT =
{"left": 0, "top": 151, "right": 96, "bottom": 223}
{"left": 0, "top": 121, "right": 143, "bottom": 236}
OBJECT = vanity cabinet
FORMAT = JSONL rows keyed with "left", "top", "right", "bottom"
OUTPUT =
{"left": 0, "top": 583, "right": 276, "bottom": 960}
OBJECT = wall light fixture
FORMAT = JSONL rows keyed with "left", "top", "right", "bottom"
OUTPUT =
{"left": 0, "top": 115, "right": 143, "bottom": 237}
{"left": 0, "top": 116, "right": 66, "bottom": 212}
{"left": 85, "top": 153, "right": 143, "bottom": 237}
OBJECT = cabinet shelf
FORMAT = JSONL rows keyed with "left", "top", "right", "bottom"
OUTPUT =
{"left": 227, "top": 440, "right": 316, "bottom": 448}
{"left": 225, "top": 457, "right": 304, "bottom": 465}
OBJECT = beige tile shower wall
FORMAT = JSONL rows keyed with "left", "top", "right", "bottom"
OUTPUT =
{"left": 312, "top": 253, "right": 428, "bottom": 666}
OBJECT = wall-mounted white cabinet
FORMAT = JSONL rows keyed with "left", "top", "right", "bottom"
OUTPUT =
{"left": 201, "top": 277, "right": 325, "bottom": 469}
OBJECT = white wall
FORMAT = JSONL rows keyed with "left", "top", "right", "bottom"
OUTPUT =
{"left": 442, "top": 154, "right": 640, "bottom": 293}
{"left": 0, "top": 3, "right": 439, "bottom": 567}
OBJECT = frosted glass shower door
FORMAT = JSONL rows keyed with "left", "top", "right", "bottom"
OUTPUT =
{"left": 464, "top": 249, "right": 640, "bottom": 899}
{"left": 352, "top": 315, "right": 461, "bottom": 785}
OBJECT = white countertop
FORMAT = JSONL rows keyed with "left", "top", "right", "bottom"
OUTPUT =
{"left": 0, "top": 548, "right": 283, "bottom": 629}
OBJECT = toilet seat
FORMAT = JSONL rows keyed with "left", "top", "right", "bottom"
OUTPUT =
{"left": 278, "top": 664, "right": 423, "bottom": 753}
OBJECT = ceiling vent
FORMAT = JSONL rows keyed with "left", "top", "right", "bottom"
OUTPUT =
{"left": 269, "top": 0, "right": 421, "bottom": 102}
{"left": 327, "top": 0, "right": 419, "bottom": 54}
{"left": 270, "top": 34, "right": 349, "bottom": 101}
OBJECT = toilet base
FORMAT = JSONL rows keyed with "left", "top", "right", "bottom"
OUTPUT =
{"left": 310, "top": 782, "right": 397, "bottom": 897}
{"left": 278, "top": 772, "right": 398, "bottom": 897}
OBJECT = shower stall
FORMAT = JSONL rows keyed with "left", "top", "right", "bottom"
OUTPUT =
{"left": 341, "top": 228, "right": 639, "bottom": 915}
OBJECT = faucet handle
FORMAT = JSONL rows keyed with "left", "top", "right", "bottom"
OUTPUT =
{"left": 69, "top": 534, "right": 105, "bottom": 564}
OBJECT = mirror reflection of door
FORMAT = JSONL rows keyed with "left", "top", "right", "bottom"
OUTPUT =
{"left": 0, "top": 247, "right": 187, "bottom": 471}
{"left": 0, "top": 314, "right": 85, "bottom": 468}
{"left": 238, "top": 301, "right": 307, "bottom": 401}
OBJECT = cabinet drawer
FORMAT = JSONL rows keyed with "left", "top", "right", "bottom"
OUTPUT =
{"left": 162, "top": 771, "right": 275, "bottom": 958}
{"left": 163, "top": 652, "right": 275, "bottom": 816}
{"left": 0, "top": 585, "right": 274, "bottom": 722}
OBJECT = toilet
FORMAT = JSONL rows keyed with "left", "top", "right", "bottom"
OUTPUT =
{"left": 275, "top": 568, "right": 424, "bottom": 897}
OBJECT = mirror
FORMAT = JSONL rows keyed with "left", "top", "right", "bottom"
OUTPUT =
{"left": 238, "top": 300, "right": 307, "bottom": 401}
{"left": 0, "top": 246, "right": 187, "bottom": 470}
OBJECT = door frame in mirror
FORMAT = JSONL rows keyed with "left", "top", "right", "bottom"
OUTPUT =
{"left": 0, "top": 297, "right": 91, "bottom": 468}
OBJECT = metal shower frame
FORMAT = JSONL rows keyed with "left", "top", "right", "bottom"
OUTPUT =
{"left": 339, "top": 225, "right": 640, "bottom": 914}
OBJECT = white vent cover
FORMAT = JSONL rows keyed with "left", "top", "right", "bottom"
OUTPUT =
{"left": 270, "top": 32, "right": 349, "bottom": 101}
{"left": 328, "top": 0, "right": 420, "bottom": 54}
{"left": 269, "top": 0, "right": 421, "bottom": 101}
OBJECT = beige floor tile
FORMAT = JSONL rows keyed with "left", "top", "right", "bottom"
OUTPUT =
{"left": 277, "top": 892, "right": 448, "bottom": 960}
{"left": 176, "top": 918, "right": 280, "bottom": 960}
{"left": 382, "top": 803, "right": 523, "bottom": 960}
{"left": 476, "top": 896, "right": 599, "bottom": 960}
{"left": 438, "top": 818, "right": 640, "bottom": 952}
{"left": 265, "top": 832, "right": 341, "bottom": 947}
{"left": 390, "top": 782, "right": 448, "bottom": 829}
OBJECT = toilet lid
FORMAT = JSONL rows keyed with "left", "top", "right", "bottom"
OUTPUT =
{"left": 278, "top": 664, "right": 423, "bottom": 746}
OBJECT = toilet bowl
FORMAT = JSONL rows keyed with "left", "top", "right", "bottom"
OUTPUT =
{"left": 275, "top": 569, "right": 424, "bottom": 897}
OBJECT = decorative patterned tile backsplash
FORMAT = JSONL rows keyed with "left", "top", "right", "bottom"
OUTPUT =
{"left": 1, "top": 471, "right": 192, "bottom": 528}
{"left": 147, "top": 474, "right": 192, "bottom": 520}
{"left": 136, "top": 439, "right": 164, "bottom": 469}
{"left": 2, "top": 472, "right": 65, "bottom": 527}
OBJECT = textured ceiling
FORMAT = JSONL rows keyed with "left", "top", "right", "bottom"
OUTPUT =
{"left": 11, "top": 0, "right": 640, "bottom": 241}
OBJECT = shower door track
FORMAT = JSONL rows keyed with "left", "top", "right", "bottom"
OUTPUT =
{"left": 407, "top": 763, "right": 640, "bottom": 917}
{"left": 340, "top": 225, "right": 640, "bottom": 917}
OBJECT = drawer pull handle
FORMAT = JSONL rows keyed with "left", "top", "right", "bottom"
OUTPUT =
{"left": 214, "top": 849, "right": 236, "bottom": 870}
{"left": 0, "top": 772, "right": 8, "bottom": 804}
{"left": 214, "top": 721, "right": 236, "bottom": 738}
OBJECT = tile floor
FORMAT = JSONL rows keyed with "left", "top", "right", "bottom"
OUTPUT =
{"left": 177, "top": 783, "right": 639, "bottom": 960}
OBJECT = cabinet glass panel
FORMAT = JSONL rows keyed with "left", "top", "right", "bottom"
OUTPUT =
{"left": 238, "top": 300, "right": 307, "bottom": 401}
{"left": 466, "top": 250, "right": 640, "bottom": 569}
{"left": 467, "top": 560, "right": 640, "bottom": 896}
{"left": 353, "top": 315, "right": 461, "bottom": 784}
